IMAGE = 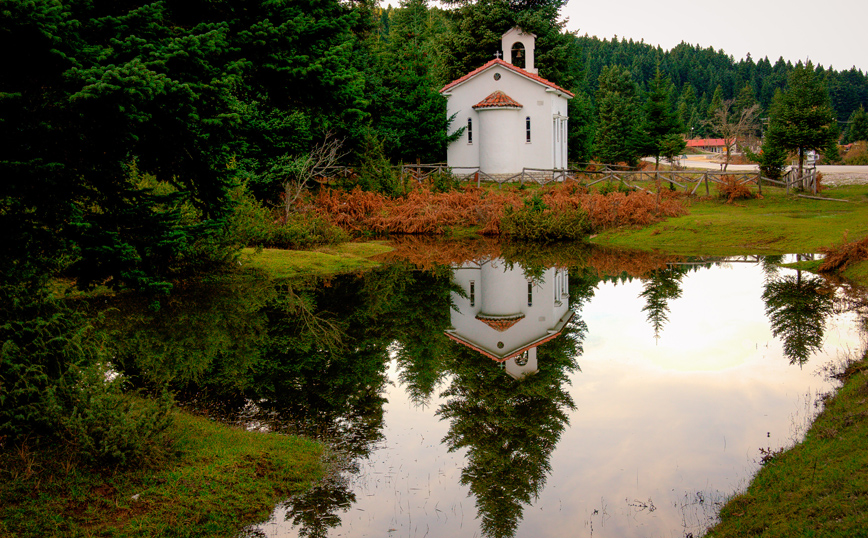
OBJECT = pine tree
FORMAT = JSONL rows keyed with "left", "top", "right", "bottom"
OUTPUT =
{"left": 372, "top": 0, "right": 457, "bottom": 164}
{"left": 593, "top": 66, "right": 644, "bottom": 166}
{"left": 845, "top": 105, "right": 868, "bottom": 143}
{"left": 765, "top": 61, "right": 838, "bottom": 177}
{"left": 706, "top": 85, "right": 725, "bottom": 134}
{"left": 677, "top": 83, "right": 698, "bottom": 137}
{"left": 642, "top": 68, "right": 685, "bottom": 168}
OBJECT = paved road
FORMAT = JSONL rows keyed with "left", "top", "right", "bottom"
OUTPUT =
{"left": 645, "top": 157, "right": 868, "bottom": 184}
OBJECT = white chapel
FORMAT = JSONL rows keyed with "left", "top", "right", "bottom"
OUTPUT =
{"left": 439, "top": 28, "right": 573, "bottom": 176}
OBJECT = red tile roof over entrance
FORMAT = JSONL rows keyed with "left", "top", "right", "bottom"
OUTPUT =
{"left": 472, "top": 90, "right": 523, "bottom": 109}
{"left": 439, "top": 58, "right": 575, "bottom": 98}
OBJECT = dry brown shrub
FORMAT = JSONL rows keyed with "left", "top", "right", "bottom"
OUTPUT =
{"left": 717, "top": 175, "right": 755, "bottom": 203}
{"left": 819, "top": 233, "right": 868, "bottom": 273}
{"left": 310, "top": 181, "right": 686, "bottom": 235}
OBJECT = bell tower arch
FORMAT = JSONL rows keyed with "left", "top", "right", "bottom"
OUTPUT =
{"left": 501, "top": 27, "right": 537, "bottom": 74}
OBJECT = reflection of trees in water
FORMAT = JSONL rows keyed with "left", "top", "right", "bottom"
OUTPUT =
{"left": 639, "top": 266, "right": 686, "bottom": 339}
{"left": 103, "top": 273, "right": 273, "bottom": 400}
{"left": 384, "top": 264, "right": 458, "bottom": 406}
{"left": 760, "top": 254, "right": 786, "bottom": 280}
{"left": 279, "top": 470, "right": 355, "bottom": 538}
{"left": 253, "top": 264, "right": 457, "bottom": 535}
{"left": 436, "top": 312, "right": 586, "bottom": 538}
{"left": 762, "top": 270, "right": 835, "bottom": 365}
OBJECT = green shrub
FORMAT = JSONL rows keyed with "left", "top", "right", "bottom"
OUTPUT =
{"left": 500, "top": 201, "right": 591, "bottom": 242}
{"left": 1, "top": 295, "right": 175, "bottom": 467}
{"left": 228, "top": 182, "right": 348, "bottom": 248}
{"left": 598, "top": 181, "right": 633, "bottom": 196}
{"left": 47, "top": 364, "right": 175, "bottom": 467}
{"left": 269, "top": 213, "right": 349, "bottom": 248}
{"left": 845, "top": 153, "right": 868, "bottom": 165}
{"left": 429, "top": 171, "right": 460, "bottom": 193}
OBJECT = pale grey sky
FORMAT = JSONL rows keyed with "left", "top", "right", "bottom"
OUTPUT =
{"left": 562, "top": 0, "right": 867, "bottom": 71}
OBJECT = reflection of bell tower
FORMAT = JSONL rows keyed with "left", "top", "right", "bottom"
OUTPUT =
{"left": 446, "top": 258, "right": 572, "bottom": 379}
{"left": 501, "top": 27, "right": 537, "bottom": 74}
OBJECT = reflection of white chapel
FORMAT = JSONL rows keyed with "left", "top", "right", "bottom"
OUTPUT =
{"left": 446, "top": 258, "right": 573, "bottom": 379}
{"left": 439, "top": 28, "right": 573, "bottom": 176}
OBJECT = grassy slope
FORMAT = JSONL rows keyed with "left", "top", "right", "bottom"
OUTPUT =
{"left": 0, "top": 409, "right": 324, "bottom": 537}
{"left": 592, "top": 186, "right": 868, "bottom": 257}
{"left": 705, "top": 360, "right": 868, "bottom": 537}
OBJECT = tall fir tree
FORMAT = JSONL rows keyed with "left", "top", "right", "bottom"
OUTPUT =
{"left": 641, "top": 68, "right": 685, "bottom": 168}
{"left": 372, "top": 0, "right": 457, "bottom": 163}
{"left": 593, "top": 65, "right": 644, "bottom": 166}
{"left": 845, "top": 105, "right": 868, "bottom": 143}
{"left": 765, "top": 61, "right": 838, "bottom": 176}
{"left": 677, "top": 83, "right": 699, "bottom": 137}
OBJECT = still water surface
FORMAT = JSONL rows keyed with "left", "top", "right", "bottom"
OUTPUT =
{"left": 244, "top": 253, "right": 863, "bottom": 538}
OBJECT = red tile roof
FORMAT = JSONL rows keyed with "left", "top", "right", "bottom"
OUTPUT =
{"left": 686, "top": 138, "right": 727, "bottom": 147}
{"left": 440, "top": 58, "right": 575, "bottom": 98}
{"left": 472, "top": 90, "right": 523, "bottom": 110}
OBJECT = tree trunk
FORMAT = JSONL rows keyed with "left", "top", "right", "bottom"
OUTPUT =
{"left": 798, "top": 148, "right": 805, "bottom": 188}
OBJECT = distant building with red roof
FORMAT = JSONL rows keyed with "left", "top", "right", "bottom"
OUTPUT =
{"left": 439, "top": 28, "right": 573, "bottom": 176}
{"left": 685, "top": 138, "right": 730, "bottom": 154}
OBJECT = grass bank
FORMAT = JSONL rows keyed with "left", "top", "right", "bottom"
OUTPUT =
{"left": 0, "top": 406, "right": 324, "bottom": 537}
{"left": 240, "top": 241, "right": 393, "bottom": 279}
{"left": 592, "top": 185, "right": 868, "bottom": 256}
{"left": 705, "top": 355, "right": 868, "bottom": 537}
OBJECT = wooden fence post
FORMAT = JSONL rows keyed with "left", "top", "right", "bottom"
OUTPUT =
{"left": 757, "top": 171, "right": 762, "bottom": 195}
{"left": 704, "top": 172, "right": 709, "bottom": 195}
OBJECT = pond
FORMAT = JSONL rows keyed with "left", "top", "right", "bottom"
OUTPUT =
{"left": 105, "top": 243, "right": 866, "bottom": 538}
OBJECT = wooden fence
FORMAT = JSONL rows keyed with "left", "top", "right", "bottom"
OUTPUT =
{"left": 318, "top": 163, "right": 821, "bottom": 195}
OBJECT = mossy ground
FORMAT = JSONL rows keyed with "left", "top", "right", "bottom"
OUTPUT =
{"left": 0, "top": 407, "right": 324, "bottom": 537}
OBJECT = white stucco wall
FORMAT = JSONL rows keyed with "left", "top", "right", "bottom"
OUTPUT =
{"left": 442, "top": 63, "right": 570, "bottom": 175}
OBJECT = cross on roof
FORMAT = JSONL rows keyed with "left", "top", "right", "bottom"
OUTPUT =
{"left": 493, "top": 51, "right": 502, "bottom": 59}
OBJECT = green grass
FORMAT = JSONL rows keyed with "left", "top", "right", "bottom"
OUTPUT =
{"left": 592, "top": 185, "right": 868, "bottom": 257}
{"left": 0, "top": 407, "right": 324, "bottom": 537}
{"left": 706, "top": 356, "right": 868, "bottom": 538}
{"left": 844, "top": 261, "right": 868, "bottom": 284}
{"left": 240, "top": 241, "right": 393, "bottom": 279}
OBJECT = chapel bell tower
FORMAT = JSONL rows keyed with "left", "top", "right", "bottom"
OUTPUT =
{"left": 501, "top": 27, "right": 537, "bottom": 74}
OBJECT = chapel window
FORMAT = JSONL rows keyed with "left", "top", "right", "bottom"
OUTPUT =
{"left": 526, "top": 117, "right": 531, "bottom": 143}
{"left": 467, "top": 118, "right": 473, "bottom": 144}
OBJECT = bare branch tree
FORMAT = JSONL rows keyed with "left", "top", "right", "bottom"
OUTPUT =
{"left": 703, "top": 100, "right": 760, "bottom": 171}
{"left": 269, "top": 134, "right": 345, "bottom": 222}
